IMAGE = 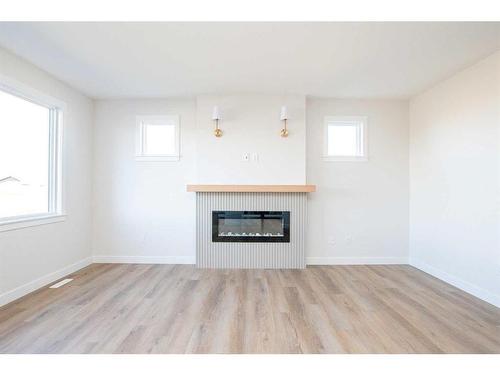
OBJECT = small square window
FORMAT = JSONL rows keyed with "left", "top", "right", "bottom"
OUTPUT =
{"left": 136, "top": 115, "right": 180, "bottom": 161}
{"left": 324, "top": 116, "right": 367, "bottom": 161}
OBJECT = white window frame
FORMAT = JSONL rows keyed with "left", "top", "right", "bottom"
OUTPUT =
{"left": 135, "top": 115, "right": 180, "bottom": 161}
{"left": 323, "top": 116, "right": 368, "bottom": 162}
{"left": 0, "top": 75, "right": 66, "bottom": 232}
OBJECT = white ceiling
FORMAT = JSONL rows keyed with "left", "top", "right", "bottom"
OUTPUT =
{"left": 0, "top": 22, "right": 499, "bottom": 99}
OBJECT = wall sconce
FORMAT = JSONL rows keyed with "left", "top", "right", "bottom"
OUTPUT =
{"left": 212, "top": 106, "right": 222, "bottom": 137}
{"left": 280, "top": 105, "right": 289, "bottom": 137}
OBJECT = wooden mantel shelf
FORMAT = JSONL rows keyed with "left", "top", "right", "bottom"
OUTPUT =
{"left": 187, "top": 184, "right": 316, "bottom": 193}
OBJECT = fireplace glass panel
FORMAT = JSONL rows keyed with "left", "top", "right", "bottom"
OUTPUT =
{"left": 212, "top": 211, "right": 290, "bottom": 242}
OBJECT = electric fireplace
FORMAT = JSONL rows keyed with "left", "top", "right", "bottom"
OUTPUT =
{"left": 212, "top": 211, "right": 290, "bottom": 242}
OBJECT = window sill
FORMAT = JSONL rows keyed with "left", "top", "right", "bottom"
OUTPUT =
{"left": 323, "top": 156, "right": 368, "bottom": 162}
{"left": 0, "top": 214, "right": 66, "bottom": 233}
{"left": 135, "top": 155, "right": 180, "bottom": 162}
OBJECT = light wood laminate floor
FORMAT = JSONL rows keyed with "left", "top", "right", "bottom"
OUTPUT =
{"left": 1, "top": 264, "right": 499, "bottom": 353}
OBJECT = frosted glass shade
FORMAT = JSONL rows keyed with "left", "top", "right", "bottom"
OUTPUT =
{"left": 280, "top": 105, "right": 288, "bottom": 120}
{"left": 212, "top": 106, "right": 221, "bottom": 120}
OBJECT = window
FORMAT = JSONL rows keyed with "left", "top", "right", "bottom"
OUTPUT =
{"left": 0, "top": 81, "right": 64, "bottom": 230}
{"left": 136, "top": 115, "right": 180, "bottom": 161}
{"left": 324, "top": 116, "right": 367, "bottom": 161}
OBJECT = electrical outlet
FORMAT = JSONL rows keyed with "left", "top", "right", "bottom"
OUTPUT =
{"left": 327, "top": 237, "right": 336, "bottom": 246}
{"left": 252, "top": 153, "right": 259, "bottom": 162}
{"left": 345, "top": 235, "right": 353, "bottom": 244}
{"left": 242, "top": 153, "right": 250, "bottom": 162}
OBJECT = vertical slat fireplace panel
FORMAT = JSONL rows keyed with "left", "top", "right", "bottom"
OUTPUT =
{"left": 196, "top": 192, "right": 306, "bottom": 268}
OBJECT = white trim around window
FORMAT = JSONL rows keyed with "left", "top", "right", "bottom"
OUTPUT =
{"left": 0, "top": 214, "right": 67, "bottom": 232}
{"left": 323, "top": 116, "right": 368, "bottom": 161}
{"left": 0, "top": 75, "right": 66, "bottom": 232}
{"left": 135, "top": 115, "right": 180, "bottom": 161}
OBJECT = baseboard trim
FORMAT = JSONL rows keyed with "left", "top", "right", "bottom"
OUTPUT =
{"left": 0, "top": 257, "right": 92, "bottom": 307}
{"left": 306, "top": 257, "right": 408, "bottom": 265}
{"left": 94, "top": 256, "right": 407, "bottom": 266}
{"left": 92, "top": 255, "right": 196, "bottom": 265}
{"left": 409, "top": 258, "right": 500, "bottom": 308}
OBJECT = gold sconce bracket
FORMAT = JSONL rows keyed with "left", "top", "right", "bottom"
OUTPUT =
{"left": 214, "top": 119, "right": 223, "bottom": 137}
{"left": 280, "top": 119, "right": 289, "bottom": 137}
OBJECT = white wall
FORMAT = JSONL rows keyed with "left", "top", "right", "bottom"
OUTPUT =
{"left": 92, "top": 96, "right": 410, "bottom": 264}
{"left": 306, "top": 98, "right": 409, "bottom": 264}
{"left": 92, "top": 95, "right": 307, "bottom": 261}
{"left": 196, "top": 94, "right": 306, "bottom": 184}
{"left": 92, "top": 99, "right": 197, "bottom": 263}
{"left": 409, "top": 51, "right": 500, "bottom": 307}
{"left": 0, "top": 47, "right": 94, "bottom": 306}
